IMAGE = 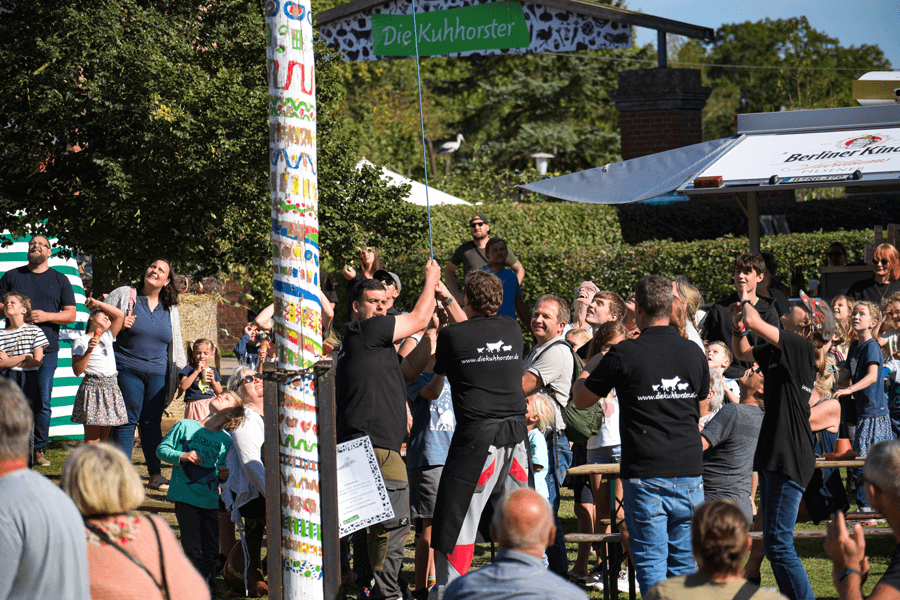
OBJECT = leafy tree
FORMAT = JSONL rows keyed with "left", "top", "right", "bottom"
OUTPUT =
{"left": 700, "top": 17, "right": 891, "bottom": 140}
{"left": 0, "top": 0, "right": 424, "bottom": 291}
{"left": 0, "top": 0, "right": 272, "bottom": 287}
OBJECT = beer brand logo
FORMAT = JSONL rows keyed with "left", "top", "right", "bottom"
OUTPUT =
{"left": 836, "top": 134, "right": 889, "bottom": 150}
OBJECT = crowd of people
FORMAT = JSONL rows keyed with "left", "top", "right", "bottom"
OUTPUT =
{"left": 6, "top": 222, "right": 900, "bottom": 600}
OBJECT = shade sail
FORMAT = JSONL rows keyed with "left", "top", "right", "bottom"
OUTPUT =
{"left": 518, "top": 136, "right": 740, "bottom": 204}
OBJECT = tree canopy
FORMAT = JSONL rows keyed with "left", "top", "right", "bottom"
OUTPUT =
{"left": 0, "top": 0, "right": 422, "bottom": 288}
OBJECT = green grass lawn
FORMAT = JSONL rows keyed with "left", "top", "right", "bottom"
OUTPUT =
{"left": 39, "top": 440, "right": 895, "bottom": 599}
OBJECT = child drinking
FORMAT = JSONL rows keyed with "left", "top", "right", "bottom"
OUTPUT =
{"left": 179, "top": 338, "right": 223, "bottom": 421}
{"left": 0, "top": 292, "right": 48, "bottom": 414}
{"left": 835, "top": 300, "right": 894, "bottom": 515}
{"left": 71, "top": 298, "right": 128, "bottom": 443}
{"left": 156, "top": 390, "right": 245, "bottom": 593}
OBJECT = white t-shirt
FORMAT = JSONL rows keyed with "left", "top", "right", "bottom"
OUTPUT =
{"left": 523, "top": 335, "right": 574, "bottom": 431}
{"left": 587, "top": 389, "right": 621, "bottom": 449}
{"left": 72, "top": 330, "right": 117, "bottom": 377}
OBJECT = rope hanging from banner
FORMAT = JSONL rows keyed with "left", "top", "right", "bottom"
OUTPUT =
{"left": 410, "top": 0, "right": 435, "bottom": 261}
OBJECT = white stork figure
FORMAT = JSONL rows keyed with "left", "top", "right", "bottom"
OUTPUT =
{"left": 436, "top": 133, "right": 465, "bottom": 155}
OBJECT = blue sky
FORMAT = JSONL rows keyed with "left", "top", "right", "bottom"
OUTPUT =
{"left": 630, "top": 0, "right": 899, "bottom": 71}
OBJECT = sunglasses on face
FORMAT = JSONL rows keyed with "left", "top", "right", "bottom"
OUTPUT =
{"left": 470, "top": 222, "right": 486, "bottom": 228}
{"left": 241, "top": 373, "right": 262, "bottom": 384}
{"left": 873, "top": 259, "right": 890, "bottom": 266}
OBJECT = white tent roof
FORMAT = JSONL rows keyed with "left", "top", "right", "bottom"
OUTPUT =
{"left": 356, "top": 159, "right": 472, "bottom": 206}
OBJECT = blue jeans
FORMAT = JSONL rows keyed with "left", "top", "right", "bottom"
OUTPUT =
{"left": 544, "top": 432, "right": 572, "bottom": 577}
{"left": 109, "top": 367, "right": 167, "bottom": 476}
{"left": 622, "top": 475, "right": 704, "bottom": 593}
{"left": 33, "top": 351, "right": 58, "bottom": 452}
{"left": 760, "top": 471, "right": 814, "bottom": 600}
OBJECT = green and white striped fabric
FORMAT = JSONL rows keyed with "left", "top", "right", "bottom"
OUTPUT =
{"left": 0, "top": 234, "right": 89, "bottom": 440}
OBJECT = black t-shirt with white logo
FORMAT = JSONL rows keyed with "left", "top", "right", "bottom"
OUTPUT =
{"left": 752, "top": 330, "right": 816, "bottom": 487}
{"left": 335, "top": 315, "right": 407, "bottom": 452}
{"left": 434, "top": 315, "right": 525, "bottom": 425}
{"left": 584, "top": 325, "right": 709, "bottom": 479}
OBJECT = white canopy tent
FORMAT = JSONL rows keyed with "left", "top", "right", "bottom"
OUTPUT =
{"left": 356, "top": 159, "right": 472, "bottom": 206}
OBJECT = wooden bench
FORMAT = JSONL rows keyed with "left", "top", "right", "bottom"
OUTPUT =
{"left": 138, "top": 499, "right": 176, "bottom": 514}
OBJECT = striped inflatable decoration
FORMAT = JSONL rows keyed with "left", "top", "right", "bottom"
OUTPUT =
{"left": 0, "top": 234, "right": 88, "bottom": 440}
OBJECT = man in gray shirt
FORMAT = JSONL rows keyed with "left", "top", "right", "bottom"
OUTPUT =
{"left": 443, "top": 488, "right": 587, "bottom": 600}
{"left": 701, "top": 368, "right": 765, "bottom": 522}
{"left": 0, "top": 378, "right": 90, "bottom": 600}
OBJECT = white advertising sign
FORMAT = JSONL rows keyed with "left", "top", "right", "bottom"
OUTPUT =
{"left": 699, "top": 127, "right": 900, "bottom": 182}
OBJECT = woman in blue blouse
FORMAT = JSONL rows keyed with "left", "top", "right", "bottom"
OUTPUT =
{"left": 105, "top": 258, "right": 186, "bottom": 490}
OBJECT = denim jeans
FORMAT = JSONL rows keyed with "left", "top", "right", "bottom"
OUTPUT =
{"left": 759, "top": 471, "right": 815, "bottom": 600}
{"left": 544, "top": 432, "right": 572, "bottom": 577}
{"left": 622, "top": 475, "right": 704, "bottom": 593}
{"left": 34, "top": 351, "right": 58, "bottom": 452}
{"left": 109, "top": 366, "right": 167, "bottom": 475}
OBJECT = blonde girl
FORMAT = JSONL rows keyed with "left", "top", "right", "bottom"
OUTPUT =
{"left": 71, "top": 298, "right": 128, "bottom": 443}
{"left": 178, "top": 339, "right": 223, "bottom": 421}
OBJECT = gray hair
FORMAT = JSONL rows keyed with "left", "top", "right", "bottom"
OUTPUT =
{"left": 864, "top": 440, "right": 900, "bottom": 499}
{"left": 0, "top": 379, "right": 33, "bottom": 460}
{"left": 709, "top": 369, "right": 725, "bottom": 414}
{"left": 227, "top": 365, "right": 256, "bottom": 392}
{"left": 491, "top": 488, "right": 554, "bottom": 552}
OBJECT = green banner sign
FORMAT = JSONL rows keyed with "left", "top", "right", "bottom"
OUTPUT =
{"left": 372, "top": 2, "right": 529, "bottom": 57}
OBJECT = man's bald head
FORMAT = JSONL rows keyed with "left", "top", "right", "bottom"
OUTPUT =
{"left": 490, "top": 488, "right": 555, "bottom": 557}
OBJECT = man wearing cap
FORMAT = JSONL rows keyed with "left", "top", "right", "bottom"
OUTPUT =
{"left": 444, "top": 215, "right": 524, "bottom": 305}
{"left": 373, "top": 269, "right": 403, "bottom": 316}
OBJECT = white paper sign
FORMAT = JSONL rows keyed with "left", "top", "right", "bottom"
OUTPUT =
{"left": 337, "top": 436, "right": 394, "bottom": 537}
{"left": 699, "top": 127, "right": 900, "bottom": 181}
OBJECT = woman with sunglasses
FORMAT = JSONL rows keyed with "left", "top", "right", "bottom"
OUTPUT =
{"left": 847, "top": 243, "right": 900, "bottom": 304}
{"left": 220, "top": 366, "right": 267, "bottom": 596}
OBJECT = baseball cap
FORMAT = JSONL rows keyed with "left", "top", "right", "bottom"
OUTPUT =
{"left": 373, "top": 269, "right": 401, "bottom": 292}
{"left": 800, "top": 290, "right": 835, "bottom": 341}
{"left": 469, "top": 214, "right": 489, "bottom": 226}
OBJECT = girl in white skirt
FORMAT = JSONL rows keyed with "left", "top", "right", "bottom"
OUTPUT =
{"left": 71, "top": 298, "right": 128, "bottom": 442}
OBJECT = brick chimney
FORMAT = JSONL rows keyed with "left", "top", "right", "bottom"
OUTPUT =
{"left": 610, "top": 68, "right": 711, "bottom": 160}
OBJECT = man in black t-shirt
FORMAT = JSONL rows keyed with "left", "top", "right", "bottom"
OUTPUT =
{"left": 430, "top": 269, "right": 530, "bottom": 598}
{"left": 335, "top": 260, "right": 441, "bottom": 600}
{"left": 825, "top": 440, "right": 900, "bottom": 600}
{"left": 573, "top": 274, "right": 709, "bottom": 594}
{"left": 702, "top": 253, "right": 780, "bottom": 378}
{"left": 0, "top": 235, "right": 76, "bottom": 467}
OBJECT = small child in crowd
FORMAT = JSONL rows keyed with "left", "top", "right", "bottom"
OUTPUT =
{"left": 179, "top": 338, "right": 223, "bottom": 421}
{"left": 836, "top": 300, "right": 895, "bottom": 514}
{"left": 157, "top": 390, "right": 246, "bottom": 593}
{"left": 234, "top": 322, "right": 261, "bottom": 369}
{"left": 71, "top": 297, "right": 128, "bottom": 443}
{"left": 706, "top": 340, "right": 739, "bottom": 403}
{"left": 526, "top": 391, "right": 555, "bottom": 568}
{"left": 879, "top": 293, "right": 900, "bottom": 439}
{"left": 830, "top": 295, "right": 856, "bottom": 361}
{"left": 0, "top": 292, "right": 48, "bottom": 409}
{"left": 565, "top": 328, "right": 592, "bottom": 354}
{"left": 526, "top": 392, "right": 555, "bottom": 504}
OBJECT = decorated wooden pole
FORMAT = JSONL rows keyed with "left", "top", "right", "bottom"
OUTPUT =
{"left": 265, "top": 0, "right": 324, "bottom": 597}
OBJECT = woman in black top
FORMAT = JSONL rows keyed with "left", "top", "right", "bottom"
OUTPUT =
{"left": 732, "top": 291, "right": 835, "bottom": 600}
{"left": 847, "top": 243, "right": 900, "bottom": 304}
